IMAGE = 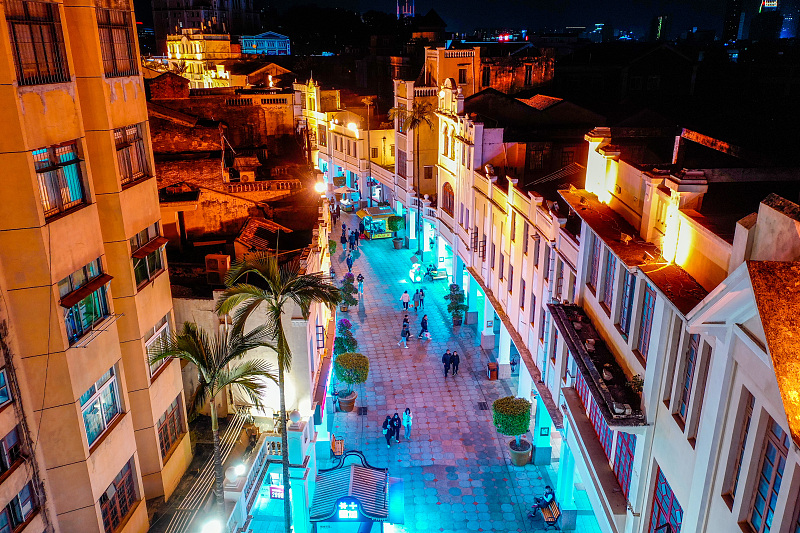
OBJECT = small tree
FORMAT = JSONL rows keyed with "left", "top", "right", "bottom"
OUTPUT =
{"left": 329, "top": 238, "right": 337, "bottom": 255}
{"left": 333, "top": 352, "right": 370, "bottom": 396}
{"left": 444, "top": 283, "right": 468, "bottom": 321}
{"left": 333, "top": 318, "right": 358, "bottom": 355}
{"left": 492, "top": 396, "right": 532, "bottom": 447}
{"left": 387, "top": 215, "right": 405, "bottom": 238}
{"left": 340, "top": 273, "right": 358, "bottom": 307}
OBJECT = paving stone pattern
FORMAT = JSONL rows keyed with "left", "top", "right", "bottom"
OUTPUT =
{"left": 327, "top": 214, "right": 553, "bottom": 533}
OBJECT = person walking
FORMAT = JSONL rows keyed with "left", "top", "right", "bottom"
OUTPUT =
{"left": 402, "top": 314, "right": 409, "bottom": 328}
{"left": 451, "top": 351, "right": 461, "bottom": 375}
{"left": 382, "top": 416, "right": 394, "bottom": 448}
{"left": 346, "top": 252, "right": 354, "bottom": 273}
{"left": 400, "top": 290, "right": 410, "bottom": 310}
{"left": 418, "top": 288, "right": 425, "bottom": 309}
{"left": 397, "top": 323, "right": 409, "bottom": 348}
{"left": 442, "top": 349, "right": 452, "bottom": 378}
{"left": 340, "top": 228, "right": 347, "bottom": 247}
{"left": 391, "top": 413, "right": 402, "bottom": 443}
{"left": 402, "top": 408, "right": 413, "bottom": 440}
{"left": 418, "top": 314, "right": 429, "bottom": 339}
{"left": 348, "top": 231, "right": 355, "bottom": 251}
{"left": 355, "top": 230, "right": 361, "bottom": 249}
{"left": 412, "top": 289, "right": 421, "bottom": 313}
{"left": 357, "top": 273, "right": 364, "bottom": 295}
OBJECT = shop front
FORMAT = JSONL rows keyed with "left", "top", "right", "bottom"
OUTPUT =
{"left": 356, "top": 206, "right": 395, "bottom": 239}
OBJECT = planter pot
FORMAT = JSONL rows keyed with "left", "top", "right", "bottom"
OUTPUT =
{"left": 338, "top": 391, "right": 357, "bottom": 412}
{"left": 340, "top": 304, "right": 349, "bottom": 312}
{"left": 392, "top": 238, "right": 403, "bottom": 250}
{"left": 508, "top": 438, "right": 532, "bottom": 466}
{"left": 452, "top": 317, "right": 463, "bottom": 327}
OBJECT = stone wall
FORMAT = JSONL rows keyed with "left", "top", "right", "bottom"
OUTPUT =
{"left": 149, "top": 115, "right": 222, "bottom": 153}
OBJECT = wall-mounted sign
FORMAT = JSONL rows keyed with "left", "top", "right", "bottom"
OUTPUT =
{"left": 335, "top": 497, "right": 362, "bottom": 520}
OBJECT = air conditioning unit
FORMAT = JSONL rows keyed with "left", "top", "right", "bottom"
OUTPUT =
{"left": 240, "top": 173, "right": 253, "bottom": 183}
{"left": 206, "top": 254, "right": 231, "bottom": 285}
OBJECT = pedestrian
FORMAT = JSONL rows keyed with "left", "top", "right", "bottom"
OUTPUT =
{"left": 442, "top": 349, "right": 452, "bottom": 378}
{"left": 355, "top": 230, "right": 361, "bottom": 249}
{"left": 402, "top": 314, "right": 409, "bottom": 328}
{"left": 357, "top": 273, "right": 364, "bottom": 295}
{"left": 452, "top": 351, "right": 460, "bottom": 375}
{"left": 336, "top": 204, "right": 341, "bottom": 219}
{"left": 382, "top": 416, "right": 394, "bottom": 448}
{"left": 391, "top": 413, "right": 402, "bottom": 443}
{"left": 412, "top": 289, "right": 421, "bottom": 313}
{"left": 418, "top": 314, "right": 429, "bottom": 339}
{"left": 348, "top": 231, "right": 355, "bottom": 251}
{"left": 402, "top": 408, "right": 413, "bottom": 440}
{"left": 359, "top": 220, "right": 365, "bottom": 235}
{"left": 419, "top": 288, "right": 425, "bottom": 309}
{"left": 346, "top": 253, "right": 354, "bottom": 273}
{"left": 340, "top": 229, "right": 347, "bottom": 247}
{"left": 400, "top": 290, "right": 410, "bottom": 310}
{"left": 397, "top": 323, "right": 409, "bottom": 348}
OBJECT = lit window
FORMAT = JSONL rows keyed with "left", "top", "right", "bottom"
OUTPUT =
{"left": 80, "top": 367, "right": 121, "bottom": 446}
{"left": 130, "top": 223, "right": 166, "bottom": 288}
{"left": 145, "top": 312, "right": 171, "bottom": 376}
{"left": 749, "top": 419, "right": 790, "bottom": 533}
{"left": 100, "top": 458, "right": 137, "bottom": 533}
{"left": 636, "top": 284, "right": 657, "bottom": 361}
{"left": 158, "top": 395, "right": 184, "bottom": 458}
{"left": 317, "top": 125, "right": 327, "bottom": 147}
{"left": 6, "top": 0, "right": 69, "bottom": 86}
{"left": 58, "top": 258, "right": 111, "bottom": 344}
{"left": 97, "top": 9, "right": 138, "bottom": 77}
{"left": 114, "top": 124, "right": 149, "bottom": 185}
{"left": 648, "top": 467, "right": 683, "bottom": 533}
{"left": 33, "top": 142, "right": 86, "bottom": 218}
{"left": 618, "top": 271, "right": 636, "bottom": 338}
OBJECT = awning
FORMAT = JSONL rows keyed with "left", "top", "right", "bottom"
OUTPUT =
{"left": 132, "top": 236, "right": 170, "bottom": 259}
{"left": 60, "top": 274, "right": 113, "bottom": 308}
{"left": 334, "top": 186, "right": 355, "bottom": 194}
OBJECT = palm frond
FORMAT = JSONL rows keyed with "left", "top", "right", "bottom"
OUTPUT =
{"left": 216, "top": 359, "right": 278, "bottom": 407}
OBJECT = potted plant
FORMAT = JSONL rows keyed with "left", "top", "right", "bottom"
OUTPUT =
{"left": 333, "top": 318, "right": 358, "bottom": 356}
{"left": 329, "top": 238, "right": 337, "bottom": 255}
{"left": 387, "top": 215, "right": 405, "bottom": 250}
{"left": 444, "top": 283, "right": 468, "bottom": 326}
{"left": 339, "top": 273, "right": 358, "bottom": 311}
{"left": 333, "top": 352, "right": 369, "bottom": 412}
{"left": 492, "top": 396, "right": 532, "bottom": 466}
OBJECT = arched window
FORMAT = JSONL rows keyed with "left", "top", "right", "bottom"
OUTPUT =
{"left": 442, "top": 126, "right": 449, "bottom": 156}
{"left": 450, "top": 129, "right": 456, "bottom": 159}
{"left": 442, "top": 182, "right": 455, "bottom": 217}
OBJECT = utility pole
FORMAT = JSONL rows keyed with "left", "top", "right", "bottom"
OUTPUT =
{"left": 362, "top": 97, "right": 373, "bottom": 208}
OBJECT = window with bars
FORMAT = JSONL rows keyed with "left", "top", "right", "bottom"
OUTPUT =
{"left": 601, "top": 251, "right": 616, "bottom": 311}
{"left": 529, "top": 148, "right": 544, "bottom": 170}
{"left": 158, "top": 395, "right": 184, "bottom": 458}
{"left": 749, "top": 419, "right": 790, "bottom": 533}
{"left": 618, "top": 270, "right": 636, "bottom": 338}
{"left": 442, "top": 182, "right": 454, "bottom": 216}
{"left": 588, "top": 233, "right": 601, "bottom": 291}
{"left": 130, "top": 223, "right": 166, "bottom": 288}
{"left": 6, "top": 0, "right": 69, "bottom": 86}
{"left": 145, "top": 312, "right": 171, "bottom": 376}
{"left": 561, "top": 149, "right": 575, "bottom": 167}
{"left": 115, "top": 124, "right": 149, "bottom": 185}
{"left": 614, "top": 432, "right": 636, "bottom": 498}
{"left": 0, "top": 427, "right": 22, "bottom": 476}
{"left": 396, "top": 150, "right": 407, "bottom": 178}
{"left": 0, "top": 369, "right": 10, "bottom": 407}
{"left": 371, "top": 147, "right": 378, "bottom": 159}
{"left": 100, "top": 458, "right": 137, "bottom": 533}
{"left": 636, "top": 284, "right": 657, "bottom": 361}
{"left": 97, "top": 9, "right": 137, "bottom": 77}
{"left": 648, "top": 467, "right": 683, "bottom": 533}
{"left": 58, "top": 258, "right": 111, "bottom": 344}
{"left": 727, "top": 391, "right": 755, "bottom": 500}
{"left": 80, "top": 367, "right": 121, "bottom": 446}
{"left": 676, "top": 334, "right": 700, "bottom": 424}
{"left": 33, "top": 142, "right": 86, "bottom": 218}
{"left": 317, "top": 125, "right": 327, "bottom": 147}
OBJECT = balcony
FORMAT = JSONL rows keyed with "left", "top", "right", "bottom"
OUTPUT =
{"left": 549, "top": 303, "right": 645, "bottom": 427}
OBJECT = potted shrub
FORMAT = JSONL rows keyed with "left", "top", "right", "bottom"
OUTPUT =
{"left": 333, "top": 318, "right": 358, "bottom": 356}
{"left": 387, "top": 215, "right": 405, "bottom": 250}
{"left": 444, "top": 283, "right": 468, "bottom": 326}
{"left": 329, "top": 238, "right": 337, "bottom": 255}
{"left": 339, "top": 273, "right": 358, "bottom": 311}
{"left": 492, "top": 396, "right": 532, "bottom": 466}
{"left": 333, "top": 352, "right": 369, "bottom": 412}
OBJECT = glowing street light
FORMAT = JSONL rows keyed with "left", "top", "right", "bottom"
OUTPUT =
{"left": 201, "top": 519, "right": 222, "bottom": 533}
{"left": 314, "top": 181, "right": 327, "bottom": 194}
{"left": 233, "top": 464, "right": 246, "bottom": 476}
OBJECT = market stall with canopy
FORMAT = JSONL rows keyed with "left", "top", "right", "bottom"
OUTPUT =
{"left": 355, "top": 205, "right": 395, "bottom": 239}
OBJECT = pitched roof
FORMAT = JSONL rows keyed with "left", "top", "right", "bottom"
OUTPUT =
{"left": 310, "top": 464, "right": 389, "bottom": 521}
{"left": 245, "top": 31, "right": 289, "bottom": 40}
{"left": 517, "top": 94, "right": 562, "bottom": 110}
{"left": 747, "top": 261, "right": 800, "bottom": 447}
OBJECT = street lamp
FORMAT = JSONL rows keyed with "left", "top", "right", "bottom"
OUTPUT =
{"left": 314, "top": 181, "right": 326, "bottom": 194}
{"left": 201, "top": 519, "right": 223, "bottom": 533}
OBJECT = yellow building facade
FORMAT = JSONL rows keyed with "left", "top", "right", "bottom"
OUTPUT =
{"left": 0, "top": 0, "right": 190, "bottom": 531}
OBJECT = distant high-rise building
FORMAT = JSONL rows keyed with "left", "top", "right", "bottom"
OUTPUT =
{"left": 649, "top": 14, "right": 671, "bottom": 41}
{"left": 751, "top": 9, "right": 783, "bottom": 40}
{"left": 780, "top": 0, "right": 799, "bottom": 37}
{"left": 397, "top": 0, "right": 415, "bottom": 19}
{"left": 723, "top": 0, "right": 746, "bottom": 42}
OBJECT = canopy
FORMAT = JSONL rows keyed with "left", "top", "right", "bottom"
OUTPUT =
{"left": 334, "top": 186, "right": 356, "bottom": 194}
{"left": 357, "top": 206, "right": 395, "bottom": 219}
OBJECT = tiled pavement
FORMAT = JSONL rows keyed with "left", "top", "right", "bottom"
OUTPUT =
{"left": 326, "top": 213, "right": 553, "bottom": 533}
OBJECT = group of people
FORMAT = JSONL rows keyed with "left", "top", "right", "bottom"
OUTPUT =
{"left": 397, "top": 313, "right": 430, "bottom": 347}
{"left": 341, "top": 224, "right": 362, "bottom": 252}
{"left": 399, "top": 288, "right": 425, "bottom": 311}
{"left": 441, "top": 349, "right": 461, "bottom": 378}
{"left": 381, "top": 409, "right": 413, "bottom": 447}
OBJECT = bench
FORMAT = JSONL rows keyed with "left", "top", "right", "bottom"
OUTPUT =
{"left": 429, "top": 268, "right": 448, "bottom": 280}
{"left": 330, "top": 434, "right": 344, "bottom": 458}
{"left": 540, "top": 500, "right": 561, "bottom": 529}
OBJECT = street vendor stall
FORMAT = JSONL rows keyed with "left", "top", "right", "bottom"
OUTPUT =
{"left": 356, "top": 206, "right": 395, "bottom": 239}
{"left": 334, "top": 186, "right": 359, "bottom": 212}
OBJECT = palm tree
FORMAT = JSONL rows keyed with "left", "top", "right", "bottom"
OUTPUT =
{"left": 149, "top": 322, "right": 277, "bottom": 507}
{"left": 216, "top": 253, "right": 340, "bottom": 533}
{"left": 389, "top": 100, "right": 435, "bottom": 260}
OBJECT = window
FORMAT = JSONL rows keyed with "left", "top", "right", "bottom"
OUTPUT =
{"left": 33, "top": 141, "right": 86, "bottom": 218}
{"left": 371, "top": 147, "right": 378, "bottom": 159}
{"left": 490, "top": 243, "right": 496, "bottom": 269}
{"left": 520, "top": 279, "right": 526, "bottom": 308}
{"left": 523, "top": 221, "right": 529, "bottom": 254}
{"left": 749, "top": 419, "right": 789, "bottom": 533}
{"left": 423, "top": 166, "right": 433, "bottom": 180}
{"left": 317, "top": 124, "right": 327, "bottom": 147}
{"left": 637, "top": 284, "right": 657, "bottom": 361}
{"left": 543, "top": 244, "right": 551, "bottom": 281}
{"left": 458, "top": 67, "right": 467, "bottom": 84}
{"left": 648, "top": 468, "right": 683, "bottom": 533}
{"left": 575, "top": 370, "right": 613, "bottom": 458}
{"left": 561, "top": 149, "right": 575, "bottom": 167}
{"left": 114, "top": 124, "right": 149, "bottom": 185}
{"left": 539, "top": 307, "right": 547, "bottom": 341}
{"left": 677, "top": 334, "right": 699, "bottom": 423}
{"left": 442, "top": 182, "right": 454, "bottom": 217}
{"left": 508, "top": 265, "right": 514, "bottom": 293}
{"left": 395, "top": 103, "right": 406, "bottom": 133}
{"left": 0, "top": 427, "right": 22, "bottom": 475}
{"left": 529, "top": 148, "right": 544, "bottom": 170}
{"left": 100, "top": 458, "right": 137, "bottom": 533}
{"left": 482, "top": 65, "right": 490, "bottom": 87}
{"left": 80, "top": 367, "right": 121, "bottom": 446}
{"left": 6, "top": 0, "right": 69, "bottom": 86}
{"left": 618, "top": 271, "right": 636, "bottom": 338}
{"left": 390, "top": 144, "right": 395, "bottom": 157}
{"left": 158, "top": 395, "right": 184, "bottom": 458}
{"left": 588, "top": 233, "right": 601, "bottom": 290}
{"left": 145, "top": 312, "right": 171, "bottom": 376}
{"left": 465, "top": 209, "right": 470, "bottom": 229}
{"left": 442, "top": 126, "right": 449, "bottom": 155}
{"left": 499, "top": 254, "right": 504, "bottom": 280}
{"left": 511, "top": 211, "right": 517, "bottom": 240}
{"left": 97, "top": 9, "right": 137, "bottom": 77}
{"left": 0, "top": 369, "right": 10, "bottom": 407}
{"left": 601, "top": 251, "right": 616, "bottom": 310}
{"left": 459, "top": 203, "right": 464, "bottom": 225}
{"left": 533, "top": 235, "right": 540, "bottom": 265}
{"left": 3, "top": 482, "right": 36, "bottom": 530}
{"left": 130, "top": 223, "right": 166, "bottom": 287}
{"left": 524, "top": 64, "right": 532, "bottom": 85}
{"left": 59, "top": 258, "right": 111, "bottom": 344}
{"left": 614, "top": 432, "right": 636, "bottom": 498}
{"left": 396, "top": 150, "right": 406, "bottom": 178}
{"left": 727, "top": 392, "right": 755, "bottom": 499}
{"left": 530, "top": 294, "right": 536, "bottom": 322}
{"left": 551, "top": 328, "right": 558, "bottom": 362}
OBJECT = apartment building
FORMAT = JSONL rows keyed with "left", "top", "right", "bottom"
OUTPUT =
{"left": 165, "top": 29, "right": 239, "bottom": 88}
{"left": 0, "top": 1, "right": 190, "bottom": 532}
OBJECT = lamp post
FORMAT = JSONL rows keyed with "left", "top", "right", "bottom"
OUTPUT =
{"left": 362, "top": 97, "right": 373, "bottom": 208}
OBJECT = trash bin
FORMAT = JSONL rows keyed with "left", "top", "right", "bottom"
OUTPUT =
{"left": 487, "top": 362, "right": 498, "bottom": 381}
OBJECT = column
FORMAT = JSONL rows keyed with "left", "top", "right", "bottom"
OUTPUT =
{"left": 532, "top": 396, "right": 552, "bottom": 465}
{"left": 498, "top": 323, "right": 512, "bottom": 378}
{"left": 466, "top": 271, "right": 480, "bottom": 325}
{"left": 555, "top": 441, "right": 578, "bottom": 531}
{"left": 480, "top": 297, "right": 495, "bottom": 349}
{"left": 406, "top": 205, "right": 417, "bottom": 250}
{"left": 517, "top": 362, "right": 533, "bottom": 402}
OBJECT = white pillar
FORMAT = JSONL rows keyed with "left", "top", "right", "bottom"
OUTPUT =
{"left": 498, "top": 323, "right": 512, "bottom": 378}
{"left": 480, "top": 297, "right": 495, "bottom": 349}
{"left": 555, "top": 441, "right": 578, "bottom": 530}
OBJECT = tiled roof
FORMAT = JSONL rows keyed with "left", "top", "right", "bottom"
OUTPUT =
{"left": 235, "top": 217, "right": 293, "bottom": 251}
{"left": 517, "top": 94, "right": 562, "bottom": 110}
{"left": 310, "top": 464, "right": 389, "bottom": 521}
{"left": 747, "top": 261, "right": 800, "bottom": 448}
